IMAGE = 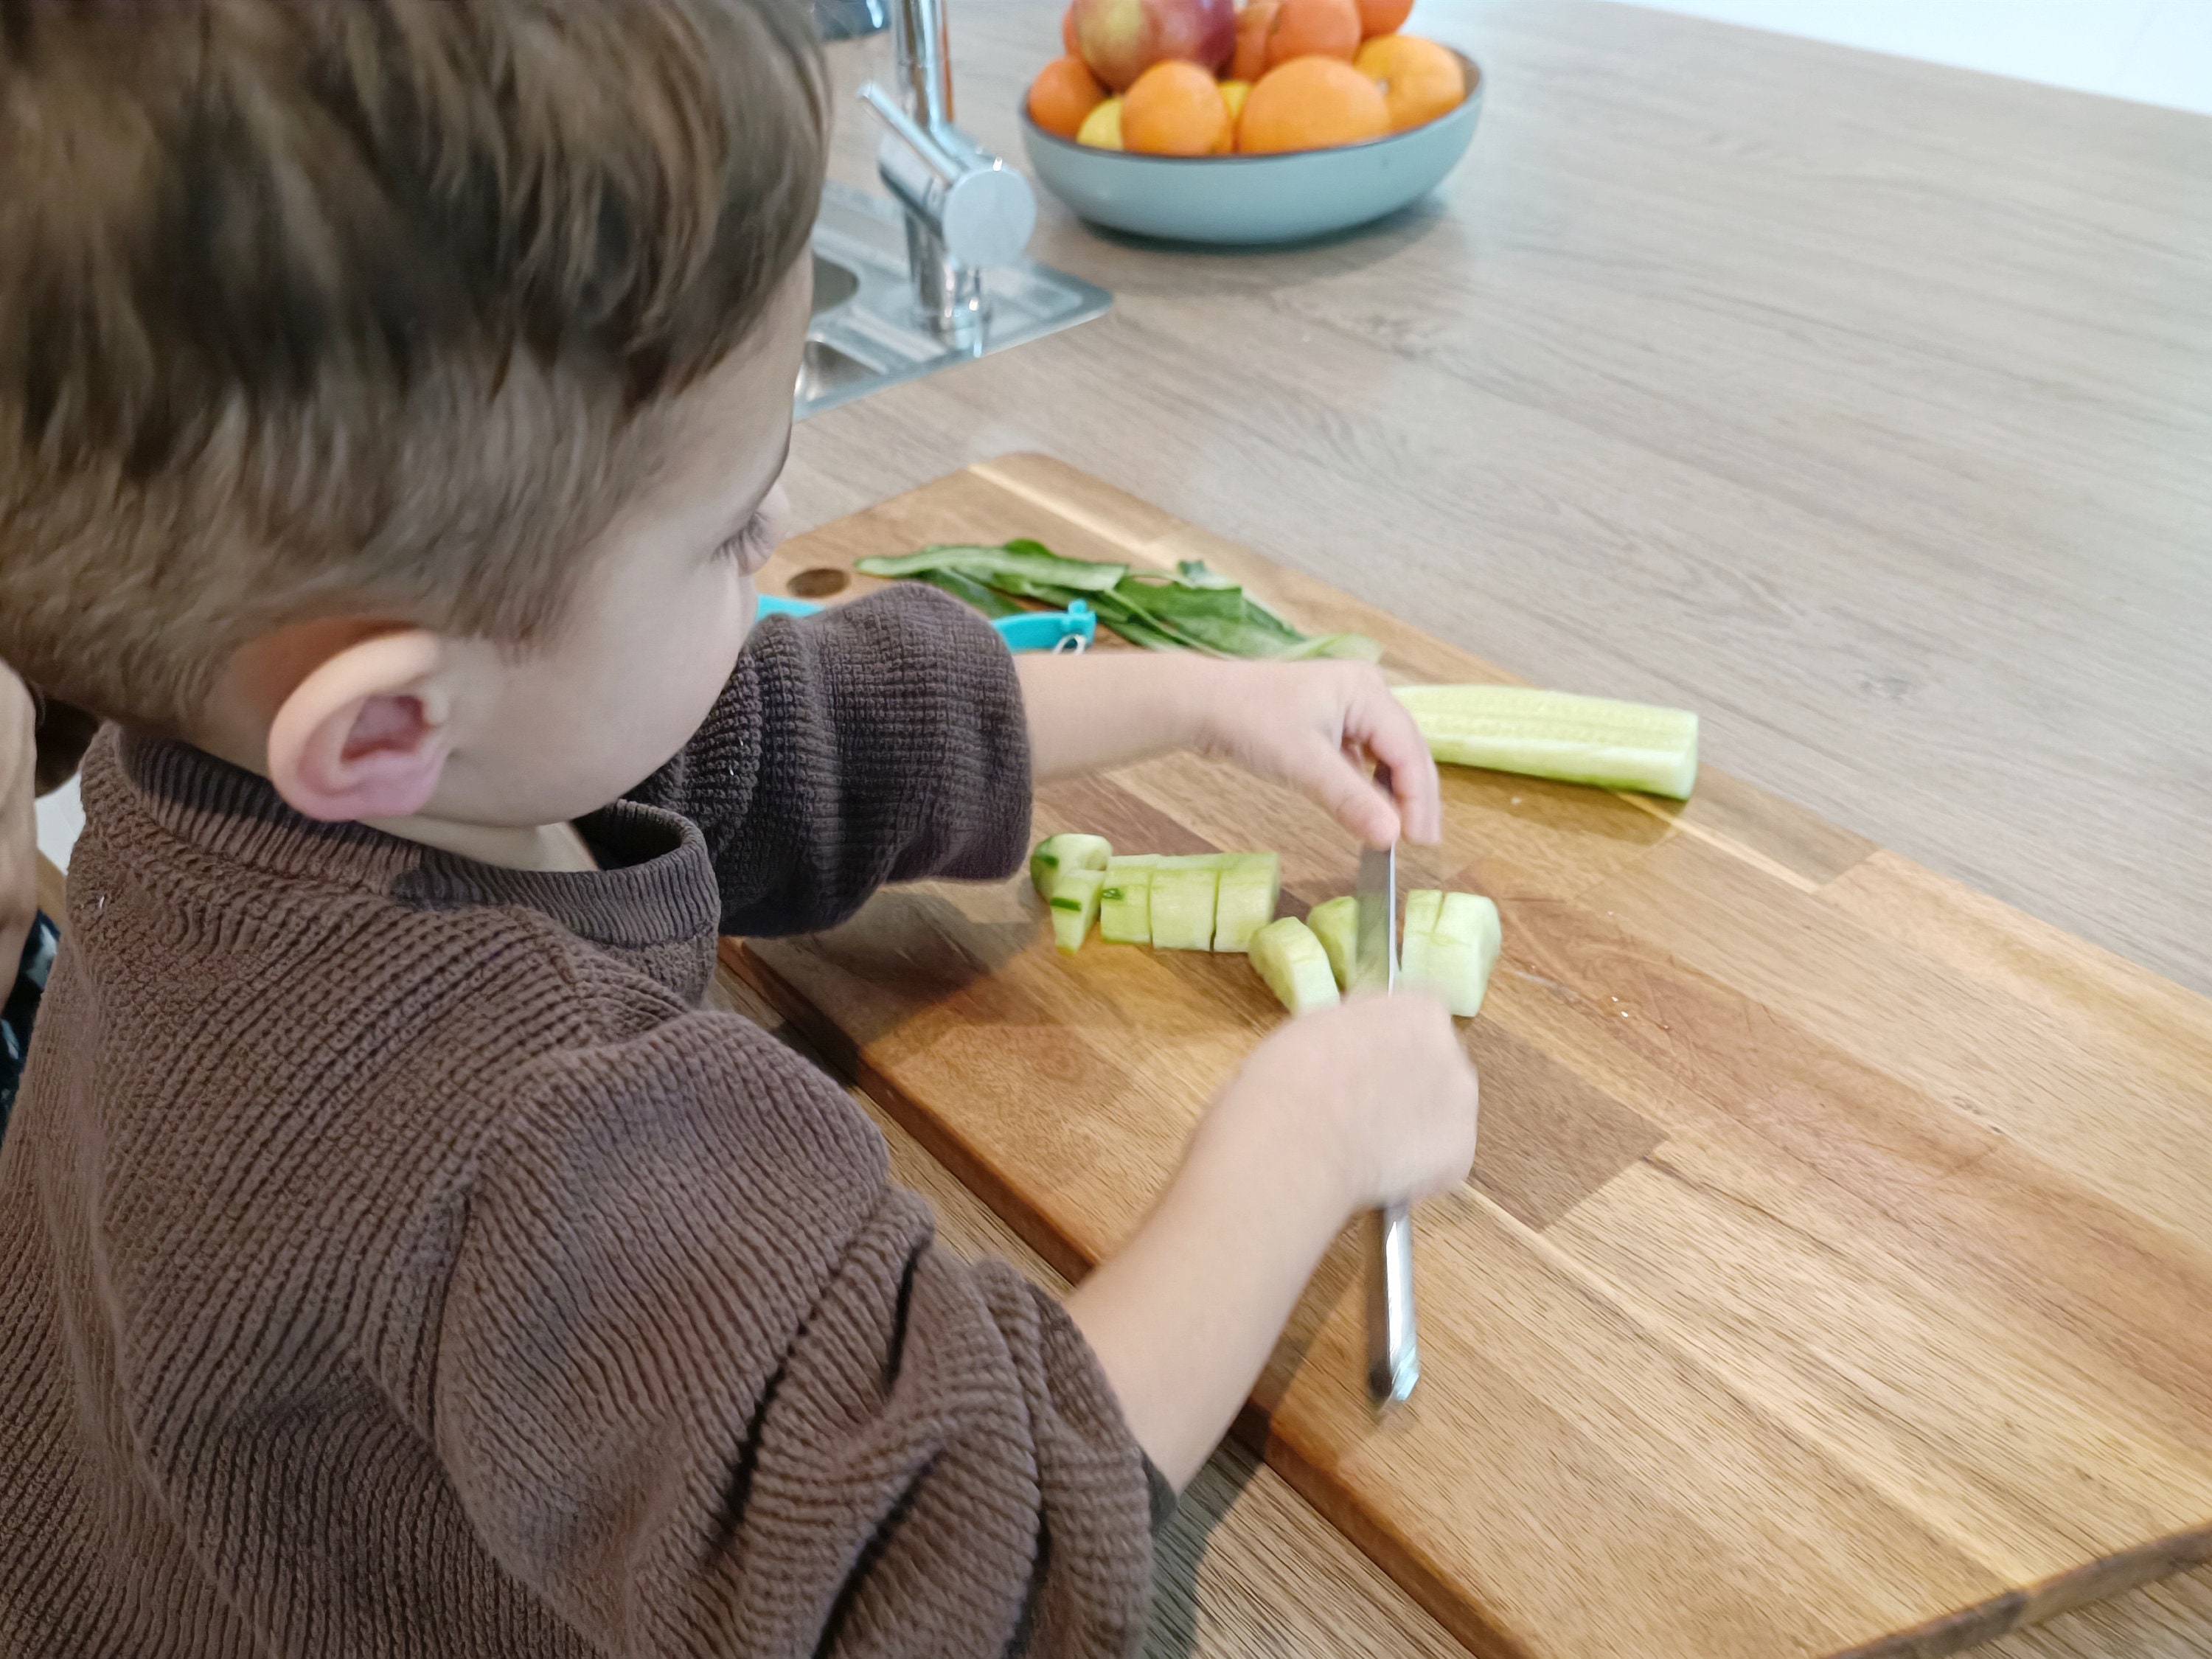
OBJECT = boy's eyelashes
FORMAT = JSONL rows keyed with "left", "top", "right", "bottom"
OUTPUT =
{"left": 714, "top": 510, "right": 776, "bottom": 571}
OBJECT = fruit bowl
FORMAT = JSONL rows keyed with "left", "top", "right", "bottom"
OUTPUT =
{"left": 1019, "top": 49, "right": 1480, "bottom": 246}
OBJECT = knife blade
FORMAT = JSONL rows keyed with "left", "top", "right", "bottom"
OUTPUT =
{"left": 1354, "top": 840, "right": 1421, "bottom": 1408}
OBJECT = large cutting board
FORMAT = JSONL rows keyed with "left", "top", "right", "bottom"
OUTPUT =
{"left": 730, "top": 455, "right": 2212, "bottom": 1659}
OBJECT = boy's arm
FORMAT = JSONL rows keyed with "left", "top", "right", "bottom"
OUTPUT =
{"left": 625, "top": 585, "right": 1029, "bottom": 938}
{"left": 437, "top": 1016, "right": 1152, "bottom": 1658}
{"left": 1015, "top": 651, "right": 1444, "bottom": 849}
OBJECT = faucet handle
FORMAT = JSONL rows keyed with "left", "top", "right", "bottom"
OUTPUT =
{"left": 860, "top": 81, "right": 1036, "bottom": 270}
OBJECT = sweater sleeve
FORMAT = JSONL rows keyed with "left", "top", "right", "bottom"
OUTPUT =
{"left": 434, "top": 1010, "right": 1154, "bottom": 1659}
{"left": 626, "top": 584, "right": 1033, "bottom": 938}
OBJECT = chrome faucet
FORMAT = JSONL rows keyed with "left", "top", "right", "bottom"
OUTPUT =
{"left": 858, "top": 0, "right": 1035, "bottom": 346}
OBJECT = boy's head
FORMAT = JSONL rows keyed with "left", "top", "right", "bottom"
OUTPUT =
{"left": 0, "top": 0, "right": 823, "bottom": 827}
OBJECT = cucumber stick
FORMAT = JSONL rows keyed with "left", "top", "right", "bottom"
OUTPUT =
{"left": 1304, "top": 896, "right": 1358, "bottom": 990}
{"left": 1030, "top": 833, "right": 1112, "bottom": 900}
{"left": 1394, "top": 684, "right": 1699, "bottom": 800}
{"left": 1099, "top": 855, "right": 1158, "bottom": 944}
{"left": 1250, "top": 918, "right": 1340, "bottom": 1015}
{"left": 1211, "top": 852, "right": 1281, "bottom": 953}
{"left": 1048, "top": 869, "right": 1106, "bottom": 955}
{"left": 1399, "top": 888, "right": 1500, "bottom": 1018}
{"left": 1149, "top": 863, "right": 1220, "bottom": 951}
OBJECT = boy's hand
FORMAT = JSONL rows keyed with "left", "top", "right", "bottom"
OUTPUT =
{"left": 1066, "top": 992, "right": 1476, "bottom": 1487}
{"left": 1017, "top": 652, "right": 1443, "bottom": 849}
{"left": 1189, "top": 659, "right": 1441, "bottom": 849}
{"left": 1204, "top": 992, "right": 1478, "bottom": 1214}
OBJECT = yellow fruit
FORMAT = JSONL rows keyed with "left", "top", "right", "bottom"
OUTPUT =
{"left": 1077, "top": 95, "right": 1124, "bottom": 148}
{"left": 1220, "top": 78, "right": 1251, "bottom": 121}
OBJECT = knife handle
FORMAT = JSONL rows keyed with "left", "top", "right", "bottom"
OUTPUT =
{"left": 1367, "top": 1201, "right": 1419, "bottom": 1406}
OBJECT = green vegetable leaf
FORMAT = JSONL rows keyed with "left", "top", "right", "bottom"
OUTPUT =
{"left": 913, "top": 568, "right": 1023, "bottom": 618}
{"left": 855, "top": 542, "right": 1126, "bottom": 592}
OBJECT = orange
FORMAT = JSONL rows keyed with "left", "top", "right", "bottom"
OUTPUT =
{"left": 1354, "top": 0, "right": 1412, "bottom": 35}
{"left": 1263, "top": 0, "right": 1360, "bottom": 69}
{"left": 1354, "top": 32, "right": 1463, "bottom": 130}
{"left": 1062, "top": 1, "right": 1081, "bottom": 55}
{"left": 1121, "top": 59, "right": 1233, "bottom": 155}
{"left": 1230, "top": 0, "right": 1277, "bottom": 82}
{"left": 1237, "top": 55, "right": 1388, "bottom": 151}
{"left": 1029, "top": 54, "right": 1109, "bottom": 140}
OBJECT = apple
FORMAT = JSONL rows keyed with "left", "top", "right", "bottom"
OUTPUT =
{"left": 1071, "top": 0, "right": 1235, "bottom": 91}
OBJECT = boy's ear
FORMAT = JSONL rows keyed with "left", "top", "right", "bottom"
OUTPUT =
{"left": 263, "top": 630, "right": 454, "bottom": 823}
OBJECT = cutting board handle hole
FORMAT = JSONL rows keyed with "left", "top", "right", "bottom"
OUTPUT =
{"left": 789, "top": 567, "right": 851, "bottom": 599}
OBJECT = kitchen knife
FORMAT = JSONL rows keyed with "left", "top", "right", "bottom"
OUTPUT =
{"left": 1354, "top": 838, "right": 1420, "bottom": 1408}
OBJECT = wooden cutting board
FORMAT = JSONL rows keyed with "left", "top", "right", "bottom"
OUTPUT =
{"left": 730, "top": 454, "right": 2212, "bottom": 1659}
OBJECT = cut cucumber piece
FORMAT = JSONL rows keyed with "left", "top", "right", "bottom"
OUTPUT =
{"left": 1399, "top": 888, "right": 1444, "bottom": 991}
{"left": 1031, "top": 833, "right": 1112, "bottom": 900}
{"left": 1420, "top": 891, "right": 1503, "bottom": 1018}
{"left": 1212, "top": 852, "right": 1281, "bottom": 953}
{"left": 1099, "top": 855, "right": 1158, "bottom": 945}
{"left": 1398, "top": 889, "right": 1502, "bottom": 1018}
{"left": 1305, "top": 896, "right": 1359, "bottom": 990}
{"left": 1403, "top": 888, "right": 1444, "bottom": 939}
{"left": 1048, "top": 869, "right": 1106, "bottom": 955}
{"left": 1150, "top": 864, "right": 1220, "bottom": 951}
{"left": 1251, "top": 917, "right": 1341, "bottom": 1015}
{"left": 1394, "top": 684, "right": 1700, "bottom": 800}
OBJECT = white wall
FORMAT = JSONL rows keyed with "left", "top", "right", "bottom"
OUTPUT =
{"left": 1635, "top": 0, "right": 2212, "bottom": 114}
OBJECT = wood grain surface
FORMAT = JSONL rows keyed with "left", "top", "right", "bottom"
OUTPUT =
{"left": 788, "top": 0, "right": 2212, "bottom": 1010}
{"left": 731, "top": 458, "right": 2212, "bottom": 1659}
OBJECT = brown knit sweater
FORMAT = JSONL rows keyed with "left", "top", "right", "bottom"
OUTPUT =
{"left": 0, "top": 587, "right": 1156, "bottom": 1658}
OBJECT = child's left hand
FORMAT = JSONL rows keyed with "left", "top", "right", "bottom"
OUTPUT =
{"left": 1017, "top": 652, "right": 1442, "bottom": 849}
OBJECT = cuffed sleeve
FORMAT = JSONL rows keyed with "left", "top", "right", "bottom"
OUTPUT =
{"left": 435, "top": 1012, "right": 1152, "bottom": 1658}
{"left": 627, "top": 585, "right": 1032, "bottom": 938}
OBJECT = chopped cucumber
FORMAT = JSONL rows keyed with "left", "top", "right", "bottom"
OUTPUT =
{"left": 1394, "top": 684, "right": 1700, "bottom": 800}
{"left": 1399, "top": 888, "right": 1444, "bottom": 990}
{"left": 1403, "top": 888, "right": 1444, "bottom": 939}
{"left": 1305, "top": 896, "right": 1359, "bottom": 990}
{"left": 1211, "top": 852, "right": 1281, "bottom": 953}
{"left": 1150, "top": 864, "right": 1220, "bottom": 951}
{"left": 1251, "top": 917, "right": 1340, "bottom": 1015}
{"left": 1099, "top": 855, "right": 1158, "bottom": 945}
{"left": 1048, "top": 869, "right": 1106, "bottom": 955}
{"left": 1397, "top": 888, "right": 1501, "bottom": 1018}
{"left": 1031, "top": 833, "right": 1112, "bottom": 900}
{"left": 1418, "top": 891, "right": 1502, "bottom": 1018}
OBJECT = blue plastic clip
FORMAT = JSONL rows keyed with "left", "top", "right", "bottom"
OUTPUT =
{"left": 757, "top": 592, "right": 1095, "bottom": 654}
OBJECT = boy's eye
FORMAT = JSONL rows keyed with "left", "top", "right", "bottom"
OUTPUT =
{"left": 715, "top": 512, "right": 772, "bottom": 565}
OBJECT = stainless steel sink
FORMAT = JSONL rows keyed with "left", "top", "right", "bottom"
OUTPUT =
{"left": 795, "top": 183, "right": 1110, "bottom": 420}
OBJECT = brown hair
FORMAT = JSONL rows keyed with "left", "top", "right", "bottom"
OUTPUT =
{"left": 0, "top": 0, "right": 824, "bottom": 731}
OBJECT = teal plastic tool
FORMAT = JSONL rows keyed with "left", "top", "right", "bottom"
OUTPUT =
{"left": 755, "top": 592, "right": 1096, "bottom": 653}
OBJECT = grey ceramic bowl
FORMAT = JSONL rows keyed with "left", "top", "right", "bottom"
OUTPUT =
{"left": 1019, "top": 49, "right": 1481, "bottom": 246}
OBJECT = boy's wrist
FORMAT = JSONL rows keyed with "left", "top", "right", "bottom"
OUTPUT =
{"left": 1188, "top": 1072, "right": 1359, "bottom": 1245}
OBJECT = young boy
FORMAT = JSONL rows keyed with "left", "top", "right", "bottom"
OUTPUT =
{"left": 0, "top": 3, "right": 1478, "bottom": 1655}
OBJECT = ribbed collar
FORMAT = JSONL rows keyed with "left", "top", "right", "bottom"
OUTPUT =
{"left": 112, "top": 731, "right": 720, "bottom": 952}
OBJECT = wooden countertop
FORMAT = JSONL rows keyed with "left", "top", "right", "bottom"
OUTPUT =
{"left": 786, "top": 4, "right": 2212, "bottom": 1653}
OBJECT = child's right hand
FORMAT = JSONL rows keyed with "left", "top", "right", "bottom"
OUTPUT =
{"left": 1203, "top": 992, "right": 1480, "bottom": 1220}
{"left": 1065, "top": 989, "right": 1477, "bottom": 1489}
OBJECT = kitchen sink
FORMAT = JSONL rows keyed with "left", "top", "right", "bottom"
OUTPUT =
{"left": 795, "top": 183, "right": 1110, "bottom": 420}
